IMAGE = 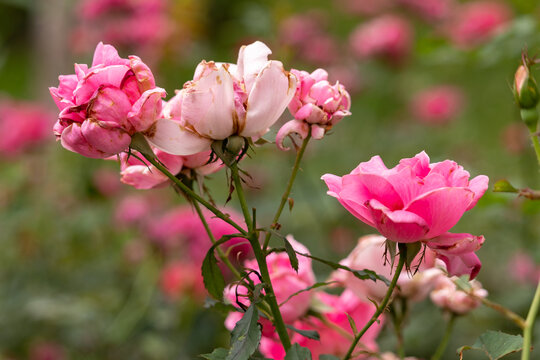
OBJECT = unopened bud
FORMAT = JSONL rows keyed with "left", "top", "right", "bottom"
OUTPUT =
{"left": 514, "top": 65, "right": 540, "bottom": 109}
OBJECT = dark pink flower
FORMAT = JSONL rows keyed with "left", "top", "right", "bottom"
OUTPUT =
{"left": 411, "top": 85, "right": 464, "bottom": 125}
{"left": 350, "top": 15, "right": 413, "bottom": 64}
{"left": 50, "top": 42, "right": 165, "bottom": 158}
{"left": 322, "top": 151, "right": 488, "bottom": 278}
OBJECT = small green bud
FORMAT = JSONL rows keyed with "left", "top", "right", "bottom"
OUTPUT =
{"left": 520, "top": 108, "right": 538, "bottom": 132}
{"left": 514, "top": 65, "right": 540, "bottom": 109}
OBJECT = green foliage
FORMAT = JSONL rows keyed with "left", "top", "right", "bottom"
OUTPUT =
{"left": 227, "top": 304, "right": 262, "bottom": 360}
{"left": 202, "top": 250, "right": 226, "bottom": 300}
{"left": 284, "top": 344, "right": 312, "bottom": 360}
{"left": 457, "top": 331, "right": 524, "bottom": 359}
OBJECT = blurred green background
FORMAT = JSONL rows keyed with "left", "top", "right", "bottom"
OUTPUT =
{"left": 1, "top": 0, "right": 540, "bottom": 359}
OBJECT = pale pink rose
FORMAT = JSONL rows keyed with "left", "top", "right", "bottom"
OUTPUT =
{"left": 331, "top": 235, "right": 443, "bottom": 302}
{"left": 508, "top": 252, "right": 540, "bottom": 285}
{"left": 224, "top": 236, "right": 315, "bottom": 323}
{"left": 277, "top": 68, "right": 351, "bottom": 149}
{"left": 147, "top": 206, "right": 250, "bottom": 266}
{"left": 322, "top": 151, "right": 489, "bottom": 279}
{"left": 259, "top": 290, "right": 383, "bottom": 359}
{"left": 0, "top": 99, "right": 53, "bottom": 157}
{"left": 430, "top": 275, "right": 487, "bottom": 314}
{"left": 147, "top": 41, "right": 297, "bottom": 156}
{"left": 445, "top": 1, "right": 511, "bottom": 49}
{"left": 50, "top": 42, "right": 165, "bottom": 158}
{"left": 160, "top": 261, "right": 205, "bottom": 300}
{"left": 411, "top": 86, "right": 464, "bottom": 125}
{"left": 350, "top": 15, "right": 413, "bottom": 64}
{"left": 336, "top": 0, "right": 394, "bottom": 16}
{"left": 398, "top": 0, "right": 455, "bottom": 22}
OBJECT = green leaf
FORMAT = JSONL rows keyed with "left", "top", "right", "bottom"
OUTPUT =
{"left": 493, "top": 179, "right": 519, "bottom": 193}
{"left": 286, "top": 324, "right": 320, "bottom": 341}
{"left": 226, "top": 304, "right": 262, "bottom": 360}
{"left": 202, "top": 250, "right": 226, "bottom": 300}
{"left": 283, "top": 236, "right": 299, "bottom": 272}
{"left": 457, "top": 331, "right": 523, "bottom": 359}
{"left": 200, "top": 348, "right": 229, "bottom": 360}
{"left": 295, "top": 252, "right": 391, "bottom": 286}
{"left": 319, "top": 355, "right": 340, "bottom": 360}
{"left": 284, "top": 344, "right": 312, "bottom": 360}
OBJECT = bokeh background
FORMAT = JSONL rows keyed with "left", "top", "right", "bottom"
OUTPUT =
{"left": 1, "top": 0, "right": 540, "bottom": 359}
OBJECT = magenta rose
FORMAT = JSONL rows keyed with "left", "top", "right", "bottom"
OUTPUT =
{"left": 322, "top": 151, "right": 488, "bottom": 278}
{"left": 50, "top": 42, "right": 165, "bottom": 158}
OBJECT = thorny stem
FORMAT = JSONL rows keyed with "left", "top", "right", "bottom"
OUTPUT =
{"left": 192, "top": 200, "right": 242, "bottom": 280}
{"left": 431, "top": 314, "right": 456, "bottom": 360}
{"left": 230, "top": 162, "right": 292, "bottom": 351}
{"left": 522, "top": 279, "right": 540, "bottom": 360}
{"left": 343, "top": 244, "right": 407, "bottom": 360}
{"left": 263, "top": 134, "right": 311, "bottom": 251}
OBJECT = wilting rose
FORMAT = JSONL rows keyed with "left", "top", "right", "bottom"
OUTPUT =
{"left": 331, "top": 235, "right": 444, "bottom": 302}
{"left": 277, "top": 68, "right": 351, "bottom": 149}
{"left": 224, "top": 236, "right": 315, "bottom": 323}
{"left": 430, "top": 275, "right": 487, "bottom": 314}
{"left": 322, "top": 151, "right": 488, "bottom": 278}
{"left": 411, "top": 85, "right": 464, "bottom": 125}
{"left": 50, "top": 42, "right": 165, "bottom": 158}
{"left": 350, "top": 15, "right": 413, "bottom": 64}
{"left": 148, "top": 41, "right": 297, "bottom": 156}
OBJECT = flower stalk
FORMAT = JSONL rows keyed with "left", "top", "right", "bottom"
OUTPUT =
{"left": 522, "top": 279, "right": 540, "bottom": 360}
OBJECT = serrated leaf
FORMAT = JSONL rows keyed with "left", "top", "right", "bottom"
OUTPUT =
{"left": 284, "top": 344, "right": 312, "bottom": 360}
{"left": 286, "top": 324, "right": 320, "bottom": 341}
{"left": 227, "top": 304, "right": 261, "bottom": 360}
{"left": 200, "top": 348, "right": 229, "bottom": 360}
{"left": 202, "top": 251, "right": 226, "bottom": 300}
{"left": 493, "top": 179, "right": 519, "bottom": 193}
{"left": 457, "top": 331, "right": 523, "bottom": 360}
{"left": 319, "top": 355, "right": 340, "bottom": 360}
{"left": 284, "top": 237, "right": 299, "bottom": 272}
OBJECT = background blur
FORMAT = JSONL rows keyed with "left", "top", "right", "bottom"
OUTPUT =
{"left": 1, "top": 0, "right": 540, "bottom": 359}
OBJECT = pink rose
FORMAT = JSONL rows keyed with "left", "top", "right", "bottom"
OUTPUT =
{"left": 322, "top": 151, "right": 488, "bottom": 278}
{"left": 50, "top": 42, "right": 165, "bottom": 158}
{"left": 430, "top": 275, "right": 487, "bottom": 314}
{"left": 350, "top": 15, "right": 412, "bottom": 64}
{"left": 0, "top": 99, "right": 53, "bottom": 157}
{"left": 277, "top": 68, "right": 351, "bottom": 149}
{"left": 411, "top": 85, "right": 464, "bottom": 125}
{"left": 445, "top": 1, "right": 511, "bottom": 49}
{"left": 224, "top": 236, "right": 315, "bottom": 323}
{"left": 331, "top": 235, "right": 444, "bottom": 302}
{"left": 148, "top": 41, "right": 297, "bottom": 156}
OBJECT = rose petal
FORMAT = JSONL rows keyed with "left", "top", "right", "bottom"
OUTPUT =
{"left": 275, "top": 119, "right": 309, "bottom": 151}
{"left": 236, "top": 41, "right": 272, "bottom": 93}
{"left": 146, "top": 118, "right": 212, "bottom": 155}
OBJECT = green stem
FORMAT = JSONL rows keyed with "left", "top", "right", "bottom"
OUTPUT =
{"left": 522, "top": 279, "right": 540, "bottom": 360}
{"left": 477, "top": 296, "right": 526, "bottom": 329}
{"left": 431, "top": 315, "right": 456, "bottom": 360}
{"left": 263, "top": 135, "right": 311, "bottom": 250}
{"left": 192, "top": 200, "right": 242, "bottom": 280}
{"left": 530, "top": 132, "right": 540, "bottom": 166}
{"left": 230, "top": 163, "right": 292, "bottom": 351}
{"left": 137, "top": 151, "right": 247, "bottom": 236}
{"left": 390, "top": 301, "right": 405, "bottom": 359}
{"left": 343, "top": 244, "right": 407, "bottom": 360}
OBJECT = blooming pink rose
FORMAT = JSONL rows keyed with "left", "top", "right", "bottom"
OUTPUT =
{"left": 411, "top": 85, "right": 464, "bottom": 125}
{"left": 430, "top": 275, "right": 487, "bottom": 314}
{"left": 224, "top": 236, "right": 315, "bottom": 323}
{"left": 148, "top": 41, "right": 297, "bottom": 155}
{"left": 322, "top": 151, "right": 488, "bottom": 278}
{"left": 277, "top": 68, "right": 351, "bottom": 150}
{"left": 259, "top": 290, "right": 383, "bottom": 359}
{"left": 50, "top": 42, "right": 165, "bottom": 158}
{"left": 0, "top": 99, "right": 53, "bottom": 157}
{"left": 160, "top": 261, "right": 206, "bottom": 300}
{"left": 350, "top": 15, "right": 412, "bottom": 64}
{"left": 445, "top": 1, "right": 511, "bottom": 48}
{"left": 331, "top": 235, "right": 444, "bottom": 302}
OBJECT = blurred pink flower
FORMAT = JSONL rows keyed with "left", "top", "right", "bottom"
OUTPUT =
{"left": 501, "top": 123, "right": 529, "bottom": 155}
{"left": 50, "top": 42, "right": 165, "bottom": 158}
{"left": 508, "top": 252, "right": 540, "bottom": 285}
{"left": 160, "top": 260, "right": 206, "bottom": 300}
{"left": 224, "top": 236, "right": 315, "bottom": 323}
{"left": 411, "top": 85, "right": 464, "bottom": 125}
{"left": 114, "top": 195, "right": 154, "bottom": 226}
{"left": 430, "top": 275, "right": 487, "bottom": 314}
{"left": 335, "top": 0, "right": 394, "bottom": 16}
{"left": 322, "top": 151, "right": 488, "bottom": 278}
{"left": 92, "top": 168, "right": 123, "bottom": 196}
{"left": 350, "top": 15, "right": 413, "bottom": 64}
{"left": 331, "top": 235, "right": 444, "bottom": 302}
{"left": 29, "top": 342, "right": 66, "bottom": 360}
{"left": 277, "top": 68, "right": 351, "bottom": 149}
{"left": 445, "top": 1, "right": 512, "bottom": 48}
{"left": 0, "top": 99, "right": 53, "bottom": 157}
{"left": 148, "top": 41, "right": 297, "bottom": 156}
{"left": 398, "top": 0, "right": 455, "bottom": 22}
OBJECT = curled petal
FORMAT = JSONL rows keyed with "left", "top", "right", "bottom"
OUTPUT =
{"left": 438, "top": 251, "right": 482, "bottom": 279}
{"left": 310, "top": 124, "right": 326, "bottom": 139}
{"left": 128, "top": 87, "right": 166, "bottom": 132}
{"left": 61, "top": 123, "right": 106, "bottom": 158}
{"left": 467, "top": 175, "right": 489, "bottom": 210}
{"left": 427, "top": 232, "right": 485, "bottom": 254}
{"left": 276, "top": 119, "right": 309, "bottom": 151}
{"left": 129, "top": 55, "right": 156, "bottom": 92}
{"left": 236, "top": 41, "right": 272, "bottom": 93}
{"left": 81, "top": 120, "right": 131, "bottom": 155}
{"left": 120, "top": 164, "right": 170, "bottom": 190}
{"left": 146, "top": 118, "right": 212, "bottom": 155}
{"left": 92, "top": 42, "right": 129, "bottom": 67}
{"left": 74, "top": 65, "right": 131, "bottom": 104}
{"left": 87, "top": 86, "right": 133, "bottom": 129}
{"left": 241, "top": 62, "right": 297, "bottom": 138}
